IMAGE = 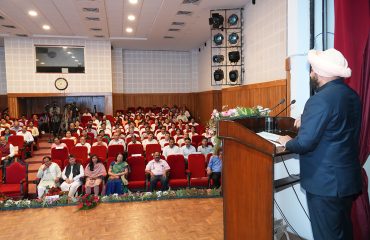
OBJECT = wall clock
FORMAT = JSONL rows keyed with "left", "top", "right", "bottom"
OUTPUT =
{"left": 55, "top": 78, "right": 68, "bottom": 91}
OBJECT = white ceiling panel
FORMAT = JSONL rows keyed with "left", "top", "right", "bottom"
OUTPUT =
{"left": 0, "top": 0, "right": 249, "bottom": 50}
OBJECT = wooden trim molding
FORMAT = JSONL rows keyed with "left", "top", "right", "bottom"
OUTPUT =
{"left": 7, "top": 92, "right": 112, "bottom": 97}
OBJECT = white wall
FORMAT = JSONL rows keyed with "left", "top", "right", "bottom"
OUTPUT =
{"left": 0, "top": 47, "right": 6, "bottom": 95}
{"left": 112, "top": 48, "right": 124, "bottom": 93}
{"left": 116, "top": 50, "right": 196, "bottom": 94}
{"left": 4, "top": 37, "right": 112, "bottom": 94}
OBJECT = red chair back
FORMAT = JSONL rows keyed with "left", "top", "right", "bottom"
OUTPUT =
{"left": 107, "top": 144, "right": 124, "bottom": 158}
{"left": 166, "top": 154, "right": 186, "bottom": 179}
{"left": 61, "top": 139, "right": 75, "bottom": 151}
{"left": 81, "top": 116, "right": 92, "bottom": 124}
{"left": 70, "top": 146, "right": 89, "bottom": 164}
{"left": 5, "top": 161, "right": 27, "bottom": 184}
{"left": 8, "top": 135, "right": 24, "bottom": 148}
{"left": 90, "top": 145, "right": 107, "bottom": 162}
{"left": 87, "top": 132, "right": 95, "bottom": 140}
{"left": 106, "top": 115, "right": 116, "bottom": 125}
{"left": 51, "top": 147, "right": 69, "bottom": 163}
{"left": 191, "top": 135, "right": 203, "bottom": 146}
{"left": 206, "top": 153, "right": 213, "bottom": 165}
{"left": 127, "top": 144, "right": 144, "bottom": 157}
{"left": 127, "top": 156, "right": 146, "bottom": 181}
{"left": 188, "top": 154, "right": 207, "bottom": 178}
{"left": 145, "top": 144, "right": 161, "bottom": 160}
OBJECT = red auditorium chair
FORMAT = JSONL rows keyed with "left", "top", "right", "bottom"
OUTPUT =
{"left": 105, "top": 115, "right": 116, "bottom": 125}
{"left": 0, "top": 161, "right": 28, "bottom": 199}
{"left": 127, "top": 143, "right": 144, "bottom": 157}
{"left": 127, "top": 156, "right": 147, "bottom": 191}
{"left": 70, "top": 146, "right": 89, "bottom": 167}
{"left": 107, "top": 145, "right": 125, "bottom": 159}
{"left": 206, "top": 153, "right": 213, "bottom": 165}
{"left": 166, "top": 154, "right": 188, "bottom": 189}
{"left": 191, "top": 135, "right": 203, "bottom": 146}
{"left": 61, "top": 139, "right": 75, "bottom": 151}
{"left": 51, "top": 147, "right": 69, "bottom": 165}
{"left": 187, "top": 154, "right": 209, "bottom": 188}
{"left": 93, "top": 138, "right": 109, "bottom": 144}
{"left": 8, "top": 135, "right": 26, "bottom": 160}
{"left": 90, "top": 145, "right": 107, "bottom": 162}
{"left": 81, "top": 116, "right": 92, "bottom": 125}
{"left": 145, "top": 144, "right": 161, "bottom": 161}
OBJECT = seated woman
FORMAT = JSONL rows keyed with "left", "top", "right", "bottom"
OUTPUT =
{"left": 84, "top": 154, "right": 107, "bottom": 196}
{"left": 106, "top": 153, "right": 129, "bottom": 195}
{"left": 62, "top": 131, "right": 77, "bottom": 144}
{"left": 51, "top": 137, "right": 67, "bottom": 149}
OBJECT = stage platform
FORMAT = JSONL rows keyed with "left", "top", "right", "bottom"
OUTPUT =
{"left": 0, "top": 198, "right": 223, "bottom": 240}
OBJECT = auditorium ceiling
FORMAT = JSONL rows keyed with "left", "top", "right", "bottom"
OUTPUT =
{"left": 0, "top": 0, "right": 248, "bottom": 50}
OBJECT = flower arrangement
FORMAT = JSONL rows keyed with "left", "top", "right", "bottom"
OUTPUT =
{"left": 0, "top": 188, "right": 221, "bottom": 211}
{"left": 207, "top": 105, "right": 270, "bottom": 153}
{"left": 44, "top": 187, "right": 61, "bottom": 197}
{"left": 77, "top": 194, "right": 100, "bottom": 210}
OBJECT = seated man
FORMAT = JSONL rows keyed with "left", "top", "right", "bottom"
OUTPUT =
{"left": 108, "top": 132, "right": 126, "bottom": 150}
{"left": 142, "top": 133, "right": 158, "bottom": 151}
{"left": 180, "top": 138, "right": 196, "bottom": 161}
{"left": 93, "top": 135, "right": 108, "bottom": 147}
{"left": 159, "top": 132, "right": 171, "bottom": 148}
{"left": 127, "top": 135, "right": 142, "bottom": 145}
{"left": 17, "top": 125, "right": 34, "bottom": 146}
{"left": 10, "top": 120, "right": 22, "bottom": 132}
{"left": 162, "top": 138, "right": 181, "bottom": 159}
{"left": 27, "top": 121, "right": 39, "bottom": 143}
{"left": 156, "top": 126, "right": 167, "bottom": 140}
{"left": 0, "top": 136, "right": 15, "bottom": 179}
{"left": 36, "top": 156, "right": 62, "bottom": 198}
{"left": 75, "top": 136, "right": 91, "bottom": 154}
{"left": 51, "top": 137, "right": 67, "bottom": 149}
{"left": 197, "top": 138, "right": 213, "bottom": 155}
{"left": 207, "top": 149, "right": 222, "bottom": 189}
{"left": 60, "top": 155, "right": 84, "bottom": 197}
{"left": 145, "top": 151, "right": 170, "bottom": 191}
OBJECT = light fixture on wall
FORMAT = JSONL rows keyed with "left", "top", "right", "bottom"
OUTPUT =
{"left": 228, "top": 51, "right": 240, "bottom": 63}
{"left": 229, "top": 70, "right": 239, "bottom": 82}
{"left": 213, "top": 55, "right": 224, "bottom": 63}
{"left": 209, "top": 13, "right": 224, "bottom": 29}
{"left": 214, "top": 69, "right": 224, "bottom": 81}
{"left": 228, "top": 14, "right": 238, "bottom": 26}
{"left": 213, "top": 33, "right": 224, "bottom": 45}
{"left": 228, "top": 32, "right": 239, "bottom": 44}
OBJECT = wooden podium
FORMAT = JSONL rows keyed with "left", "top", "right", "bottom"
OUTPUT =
{"left": 217, "top": 117, "right": 299, "bottom": 240}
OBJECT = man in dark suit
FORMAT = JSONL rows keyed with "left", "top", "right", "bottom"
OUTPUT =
{"left": 278, "top": 48, "right": 362, "bottom": 240}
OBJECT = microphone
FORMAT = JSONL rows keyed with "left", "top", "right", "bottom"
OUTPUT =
{"left": 270, "top": 98, "right": 285, "bottom": 112}
{"left": 275, "top": 99, "right": 296, "bottom": 117}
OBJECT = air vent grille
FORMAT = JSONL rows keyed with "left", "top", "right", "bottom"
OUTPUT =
{"left": 83, "top": 8, "right": 99, "bottom": 13}
{"left": 86, "top": 17, "right": 100, "bottom": 21}
{"left": 168, "top": 28, "right": 180, "bottom": 31}
{"left": 2, "top": 25, "right": 16, "bottom": 29}
{"left": 172, "top": 22, "right": 185, "bottom": 26}
{"left": 164, "top": 36, "right": 175, "bottom": 39}
{"left": 182, "top": 0, "right": 201, "bottom": 5}
{"left": 177, "top": 11, "right": 192, "bottom": 16}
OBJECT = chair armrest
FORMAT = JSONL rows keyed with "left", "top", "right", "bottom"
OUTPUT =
{"left": 20, "top": 178, "right": 28, "bottom": 197}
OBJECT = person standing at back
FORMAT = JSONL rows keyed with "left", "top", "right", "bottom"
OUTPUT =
{"left": 278, "top": 48, "right": 362, "bottom": 240}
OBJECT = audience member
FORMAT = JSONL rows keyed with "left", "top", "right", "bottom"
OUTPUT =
{"left": 106, "top": 153, "right": 129, "bottom": 195}
{"left": 0, "top": 136, "right": 15, "bottom": 178}
{"left": 51, "top": 137, "right": 67, "bottom": 149}
{"left": 197, "top": 138, "right": 213, "bottom": 155}
{"left": 60, "top": 155, "right": 84, "bottom": 197}
{"left": 162, "top": 139, "right": 181, "bottom": 159}
{"left": 62, "top": 131, "right": 77, "bottom": 144}
{"left": 142, "top": 133, "right": 158, "bottom": 151}
{"left": 145, "top": 151, "right": 170, "bottom": 191}
{"left": 84, "top": 155, "right": 107, "bottom": 196}
{"left": 207, "top": 149, "right": 222, "bottom": 189}
{"left": 75, "top": 136, "right": 91, "bottom": 154}
{"left": 181, "top": 138, "right": 196, "bottom": 161}
{"left": 36, "top": 156, "right": 61, "bottom": 198}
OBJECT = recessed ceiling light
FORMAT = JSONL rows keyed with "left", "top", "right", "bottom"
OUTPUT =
{"left": 126, "top": 27, "right": 133, "bottom": 33}
{"left": 74, "top": 60, "right": 78, "bottom": 62}
{"left": 71, "top": 56, "right": 75, "bottom": 58}
{"left": 63, "top": 46, "right": 67, "bottom": 49}
{"left": 28, "top": 10, "right": 38, "bottom": 17}
{"left": 40, "top": 62, "right": 45, "bottom": 65}
{"left": 42, "top": 25, "right": 50, "bottom": 30}
{"left": 129, "top": 0, "right": 138, "bottom": 4}
{"left": 128, "top": 15, "right": 136, "bottom": 21}
{"left": 67, "top": 51, "right": 72, "bottom": 54}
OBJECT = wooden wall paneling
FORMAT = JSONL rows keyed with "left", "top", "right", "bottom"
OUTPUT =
{"left": 221, "top": 79, "right": 287, "bottom": 116}
{"left": 0, "top": 95, "right": 8, "bottom": 113}
{"left": 7, "top": 96, "right": 19, "bottom": 118}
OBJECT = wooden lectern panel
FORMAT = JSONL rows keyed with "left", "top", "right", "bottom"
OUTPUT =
{"left": 218, "top": 120, "right": 275, "bottom": 240}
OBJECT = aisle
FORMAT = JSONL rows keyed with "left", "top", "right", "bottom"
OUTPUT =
{"left": 25, "top": 135, "right": 52, "bottom": 197}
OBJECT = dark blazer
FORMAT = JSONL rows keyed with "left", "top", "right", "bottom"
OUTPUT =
{"left": 286, "top": 79, "right": 362, "bottom": 197}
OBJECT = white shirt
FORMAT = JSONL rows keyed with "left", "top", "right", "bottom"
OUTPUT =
{"left": 181, "top": 145, "right": 196, "bottom": 159}
{"left": 62, "top": 164, "right": 85, "bottom": 182}
{"left": 37, "top": 162, "right": 62, "bottom": 183}
{"left": 145, "top": 159, "right": 170, "bottom": 176}
{"left": 108, "top": 139, "right": 126, "bottom": 150}
{"left": 197, "top": 145, "right": 213, "bottom": 155}
{"left": 0, "top": 143, "right": 15, "bottom": 160}
{"left": 162, "top": 145, "right": 182, "bottom": 158}
{"left": 159, "top": 139, "right": 170, "bottom": 148}
{"left": 75, "top": 142, "right": 91, "bottom": 154}
{"left": 17, "top": 131, "right": 34, "bottom": 143}
{"left": 156, "top": 132, "right": 166, "bottom": 140}
{"left": 142, "top": 139, "right": 158, "bottom": 150}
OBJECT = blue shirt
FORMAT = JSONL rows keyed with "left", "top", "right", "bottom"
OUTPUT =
{"left": 208, "top": 156, "right": 222, "bottom": 173}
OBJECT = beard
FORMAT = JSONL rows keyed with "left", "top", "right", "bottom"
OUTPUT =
{"left": 310, "top": 73, "right": 320, "bottom": 91}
